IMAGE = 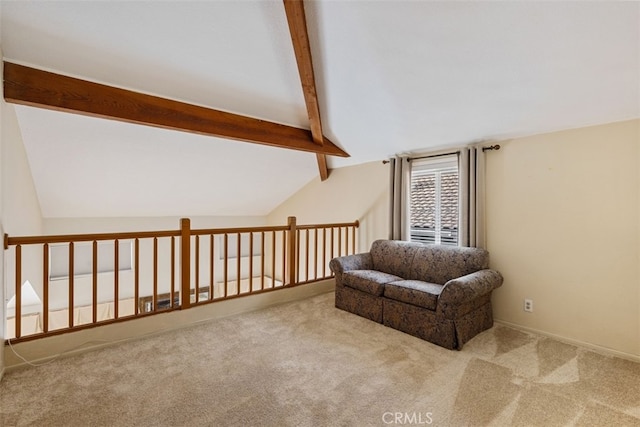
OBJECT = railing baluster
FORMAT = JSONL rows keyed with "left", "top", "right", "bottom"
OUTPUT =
{"left": 15, "top": 245, "right": 22, "bottom": 338}
{"left": 323, "top": 228, "right": 327, "bottom": 278}
{"left": 195, "top": 235, "right": 200, "bottom": 303}
{"left": 352, "top": 222, "right": 358, "bottom": 254}
{"left": 92, "top": 241, "right": 97, "bottom": 323}
{"left": 314, "top": 228, "right": 318, "bottom": 280}
{"left": 282, "top": 230, "right": 286, "bottom": 286}
{"left": 236, "top": 233, "right": 241, "bottom": 295}
{"left": 305, "top": 229, "right": 310, "bottom": 282}
{"left": 114, "top": 239, "right": 119, "bottom": 319}
{"left": 209, "top": 235, "right": 214, "bottom": 301}
{"left": 338, "top": 227, "right": 342, "bottom": 257}
{"left": 330, "top": 227, "right": 335, "bottom": 261}
{"left": 260, "top": 231, "right": 264, "bottom": 290}
{"left": 43, "top": 243, "right": 49, "bottom": 333}
{"left": 261, "top": 231, "right": 265, "bottom": 290}
{"left": 260, "top": 231, "right": 266, "bottom": 290}
{"left": 287, "top": 217, "right": 297, "bottom": 285}
{"left": 249, "top": 232, "right": 254, "bottom": 293}
{"left": 170, "top": 237, "right": 175, "bottom": 308}
{"left": 180, "top": 218, "right": 191, "bottom": 310}
{"left": 153, "top": 237, "right": 158, "bottom": 311}
{"left": 296, "top": 229, "right": 301, "bottom": 284}
{"left": 271, "top": 231, "right": 276, "bottom": 289}
{"left": 69, "top": 242, "right": 74, "bottom": 328}
{"left": 345, "top": 227, "right": 349, "bottom": 257}
{"left": 224, "top": 233, "right": 228, "bottom": 298}
{"left": 135, "top": 238, "right": 140, "bottom": 314}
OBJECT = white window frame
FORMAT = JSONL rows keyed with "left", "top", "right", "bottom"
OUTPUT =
{"left": 410, "top": 154, "right": 459, "bottom": 246}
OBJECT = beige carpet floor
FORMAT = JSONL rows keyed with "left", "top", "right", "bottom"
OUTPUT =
{"left": 1, "top": 292, "right": 639, "bottom": 426}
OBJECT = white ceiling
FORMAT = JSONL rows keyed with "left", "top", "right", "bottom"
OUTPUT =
{"left": 2, "top": 1, "right": 638, "bottom": 218}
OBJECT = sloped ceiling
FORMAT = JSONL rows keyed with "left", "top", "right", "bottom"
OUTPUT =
{"left": 2, "top": 1, "right": 638, "bottom": 218}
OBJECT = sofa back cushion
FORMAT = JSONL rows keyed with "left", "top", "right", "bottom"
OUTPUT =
{"left": 409, "top": 244, "right": 489, "bottom": 284}
{"left": 370, "top": 240, "right": 419, "bottom": 278}
{"left": 369, "top": 240, "right": 490, "bottom": 284}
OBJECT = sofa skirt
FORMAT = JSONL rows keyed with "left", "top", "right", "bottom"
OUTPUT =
{"left": 383, "top": 298, "right": 494, "bottom": 350}
{"left": 383, "top": 298, "right": 457, "bottom": 349}
{"left": 336, "top": 286, "right": 495, "bottom": 350}
{"left": 454, "top": 300, "right": 494, "bottom": 347}
{"left": 335, "top": 285, "right": 383, "bottom": 323}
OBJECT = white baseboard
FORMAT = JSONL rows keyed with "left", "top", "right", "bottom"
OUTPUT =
{"left": 4, "top": 280, "right": 335, "bottom": 372}
{"left": 495, "top": 319, "right": 640, "bottom": 363}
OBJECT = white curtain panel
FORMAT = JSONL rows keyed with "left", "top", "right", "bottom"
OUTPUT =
{"left": 459, "top": 147, "right": 486, "bottom": 248}
{"left": 388, "top": 156, "right": 411, "bottom": 241}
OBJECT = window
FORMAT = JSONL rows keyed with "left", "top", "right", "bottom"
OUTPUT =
{"left": 410, "top": 155, "right": 459, "bottom": 245}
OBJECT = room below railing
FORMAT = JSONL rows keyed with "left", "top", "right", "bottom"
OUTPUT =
{"left": 4, "top": 217, "right": 359, "bottom": 343}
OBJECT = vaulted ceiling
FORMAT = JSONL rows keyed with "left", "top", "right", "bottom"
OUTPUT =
{"left": 2, "top": 1, "right": 638, "bottom": 218}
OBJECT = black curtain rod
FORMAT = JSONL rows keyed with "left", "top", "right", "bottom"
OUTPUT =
{"left": 382, "top": 151, "right": 458, "bottom": 164}
{"left": 408, "top": 151, "right": 460, "bottom": 162}
{"left": 383, "top": 145, "right": 501, "bottom": 164}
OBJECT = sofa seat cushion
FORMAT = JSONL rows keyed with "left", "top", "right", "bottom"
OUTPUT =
{"left": 384, "top": 280, "right": 443, "bottom": 310}
{"left": 342, "top": 270, "right": 403, "bottom": 296}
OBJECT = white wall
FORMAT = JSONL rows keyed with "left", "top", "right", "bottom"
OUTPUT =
{"left": 486, "top": 119, "right": 639, "bottom": 358}
{"left": 1, "top": 57, "right": 46, "bottom": 378}
{"left": 2, "top": 104, "right": 43, "bottom": 236}
{"left": 3, "top": 100, "right": 46, "bottom": 318}
{"left": 267, "top": 160, "right": 389, "bottom": 253}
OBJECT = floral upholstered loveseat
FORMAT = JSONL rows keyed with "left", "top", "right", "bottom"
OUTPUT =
{"left": 329, "top": 239, "right": 503, "bottom": 350}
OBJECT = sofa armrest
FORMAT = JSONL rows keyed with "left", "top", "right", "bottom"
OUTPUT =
{"left": 329, "top": 253, "right": 373, "bottom": 274}
{"left": 437, "top": 269, "right": 503, "bottom": 318}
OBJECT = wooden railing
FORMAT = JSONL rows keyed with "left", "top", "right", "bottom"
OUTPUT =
{"left": 4, "top": 217, "right": 359, "bottom": 343}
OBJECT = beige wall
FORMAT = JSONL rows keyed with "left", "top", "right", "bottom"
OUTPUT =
{"left": 486, "top": 119, "right": 640, "bottom": 358}
{"left": 269, "top": 122, "right": 640, "bottom": 358}
{"left": 267, "top": 160, "right": 389, "bottom": 253}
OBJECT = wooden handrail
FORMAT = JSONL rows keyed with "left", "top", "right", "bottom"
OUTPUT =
{"left": 4, "top": 221, "right": 359, "bottom": 247}
{"left": 5, "top": 229, "right": 180, "bottom": 248}
{"left": 296, "top": 220, "right": 359, "bottom": 230}
{"left": 190, "top": 225, "right": 288, "bottom": 236}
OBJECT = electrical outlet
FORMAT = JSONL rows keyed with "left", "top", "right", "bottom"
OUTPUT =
{"left": 524, "top": 298, "right": 533, "bottom": 313}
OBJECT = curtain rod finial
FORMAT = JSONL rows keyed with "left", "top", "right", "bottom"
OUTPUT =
{"left": 482, "top": 144, "right": 501, "bottom": 152}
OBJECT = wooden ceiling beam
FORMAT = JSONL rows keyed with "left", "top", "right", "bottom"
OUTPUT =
{"left": 283, "top": 0, "right": 330, "bottom": 181}
{"left": 3, "top": 62, "right": 349, "bottom": 158}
